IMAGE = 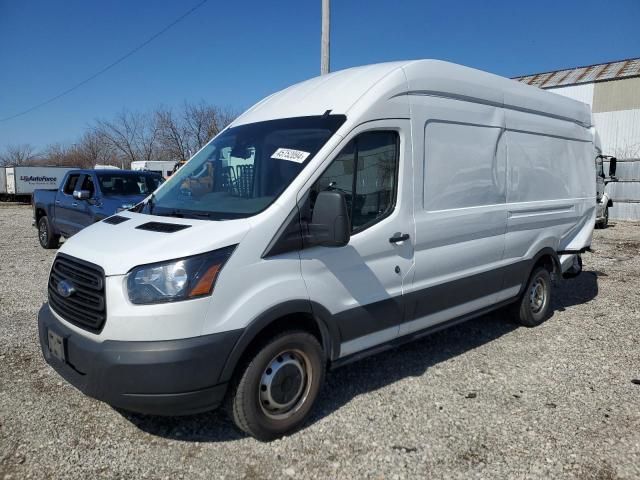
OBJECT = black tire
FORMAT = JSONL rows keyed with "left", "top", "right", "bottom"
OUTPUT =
{"left": 227, "top": 330, "right": 325, "bottom": 441}
{"left": 601, "top": 207, "right": 609, "bottom": 228}
{"left": 512, "top": 267, "right": 552, "bottom": 327}
{"left": 596, "top": 206, "right": 609, "bottom": 229}
{"left": 38, "top": 216, "right": 59, "bottom": 249}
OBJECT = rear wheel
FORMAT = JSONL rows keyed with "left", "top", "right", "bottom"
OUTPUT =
{"left": 227, "top": 330, "right": 325, "bottom": 441}
{"left": 38, "top": 216, "right": 59, "bottom": 249}
{"left": 513, "top": 266, "right": 552, "bottom": 327}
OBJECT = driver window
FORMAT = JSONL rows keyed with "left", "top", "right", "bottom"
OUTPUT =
{"left": 309, "top": 130, "right": 399, "bottom": 233}
{"left": 80, "top": 175, "right": 95, "bottom": 197}
{"left": 63, "top": 174, "right": 80, "bottom": 195}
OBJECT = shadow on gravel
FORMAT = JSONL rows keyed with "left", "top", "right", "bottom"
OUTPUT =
{"left": 121, "top": 271, "right": 598, "bottom": 442}
{"left": 118, "top": 408, "right": 245, "bottom": 442}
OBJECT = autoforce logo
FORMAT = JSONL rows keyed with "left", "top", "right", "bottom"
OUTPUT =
{"left": 56, "top": 280, "right": 76, "bottom": 298}
{"left": 19, "top": 176, "right": 57, "bottom": 182}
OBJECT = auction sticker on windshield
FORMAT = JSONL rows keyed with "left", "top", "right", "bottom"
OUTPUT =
{"left": 271, "top": 148, "right": 310, "bottom": 163}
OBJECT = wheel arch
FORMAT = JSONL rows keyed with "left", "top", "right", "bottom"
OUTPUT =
{"left": 217, "top": 300, "right": 340, "bottom": 384}
{"left": 517, "top": 247, "right": 560, "bottom": 297}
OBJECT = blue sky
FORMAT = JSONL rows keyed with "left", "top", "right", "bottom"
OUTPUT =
{"left": 1, "top": 0, "right": 639, "bottom": 151}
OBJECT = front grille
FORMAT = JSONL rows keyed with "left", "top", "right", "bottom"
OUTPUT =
{"left": 48, "top": 254, "right": 106, "bottom": 332}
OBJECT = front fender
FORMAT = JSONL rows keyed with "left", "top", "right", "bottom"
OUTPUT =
{"left": 217, "top": 300, "right": 340, "bottom": 384}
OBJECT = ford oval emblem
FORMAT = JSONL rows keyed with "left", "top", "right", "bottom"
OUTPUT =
{"left": 56, "top": 280, "right": 76, "bottom": 298}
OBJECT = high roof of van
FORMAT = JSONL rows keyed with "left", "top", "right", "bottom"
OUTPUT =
{"left": 233, "top": 60, "right": 592, "bottom": 128}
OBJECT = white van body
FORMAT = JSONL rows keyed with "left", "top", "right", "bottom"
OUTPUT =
{"left": 130, "top": 160, "right": 177, "bottom": 178}
{"left": 38, "top": 60, "right": 595, "bottom": 438}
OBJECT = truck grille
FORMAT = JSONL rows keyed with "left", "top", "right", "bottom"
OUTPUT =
{"left": 48, "top": 254, "right": 106, "bottom": 332}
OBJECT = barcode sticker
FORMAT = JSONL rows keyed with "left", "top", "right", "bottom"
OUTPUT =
{"left": 271, "top": 148, "right": 310, "bottom": 163}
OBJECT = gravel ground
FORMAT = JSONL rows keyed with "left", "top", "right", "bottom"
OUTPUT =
{"left": 0, "top": 203, "right": 638, "bottom": 479}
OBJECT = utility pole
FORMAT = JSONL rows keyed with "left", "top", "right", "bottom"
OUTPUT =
{"left": 321, "top": 0, "right": 330, "bottom": 75}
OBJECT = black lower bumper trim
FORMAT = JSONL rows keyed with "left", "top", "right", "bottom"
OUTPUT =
{"left": 38, "top": 304, "right": 242, "bottom": 416}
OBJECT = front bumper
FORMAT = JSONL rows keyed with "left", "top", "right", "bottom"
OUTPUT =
{"left": 38, "top": 304, "right": 242, "bottom": 416}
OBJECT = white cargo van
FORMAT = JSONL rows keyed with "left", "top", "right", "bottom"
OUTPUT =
{"left": 38, "top": 60, "right": 595, "bottom": 440}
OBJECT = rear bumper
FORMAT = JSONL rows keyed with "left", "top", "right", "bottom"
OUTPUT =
{"left": 38, "top": 304, "right": 242, "bottom": 416}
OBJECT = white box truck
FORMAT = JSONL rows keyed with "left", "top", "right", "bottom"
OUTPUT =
{"left": 3, "top": 166, "right": 76, "bottom": 201}
{"left": 38, "top": 60, "right": 596, "bottom": 440}
{"left": 130, "top": 160, "right": 177, "bottom": 178}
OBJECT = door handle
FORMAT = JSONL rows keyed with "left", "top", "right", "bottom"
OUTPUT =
{"left": 389, "top": 233, "right": 410, "bottom": 243}
{"left": 72, "top": 202, "right": 78, "bottom": 207}
{"left": 55, "top": 200, "right": 60, "bottom": 205}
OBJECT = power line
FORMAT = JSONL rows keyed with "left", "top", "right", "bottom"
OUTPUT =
{"left": 1, "top": 0, "right": 208, "bottom": 123}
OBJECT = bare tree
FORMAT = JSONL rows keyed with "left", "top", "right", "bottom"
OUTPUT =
{"left": 183, "top": 101, "right": 236, "bottom": 154}
{"left": 0, "top": 144, "right": 39, "bottom": 166}
{"left": 155, "top": 106, "right": 189, "bottom": 162}
{"left": 2, "top": 101, "right": 235, "bottom": 170}
{"left": 94, "top": 109, "right": 159, "bottom": 168}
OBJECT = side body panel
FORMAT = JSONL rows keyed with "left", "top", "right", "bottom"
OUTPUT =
{"left": 503, "top": 110, "right": 595, "bottom": 270}
{"left": 53, "top": 172, "right": 84, "bottom": 236}
{"left": 12, "top": 167, "right": 74, "bottom": 195}
{"left": 403, "top": 96, "right": 509, "bottom": 336}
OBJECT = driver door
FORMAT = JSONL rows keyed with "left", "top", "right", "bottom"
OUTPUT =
{"left": 298, "top": 120, "right": 414, "bottom": 358}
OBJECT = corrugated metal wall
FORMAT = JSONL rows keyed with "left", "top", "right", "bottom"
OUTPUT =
{"left": 604, "top": 159, "right": 640, "bottom": 221}
{"left": 593, "top": 110, "right": 640, "bottom": 157}
{"left": 548, "top": 84, "right": 594, "bottom": 106}
{"left": 548, "top": 78, "right": 640, "bottom": 220}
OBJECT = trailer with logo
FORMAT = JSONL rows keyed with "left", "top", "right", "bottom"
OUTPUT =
{"left": 1, "top": 166, "right": 76, "bottom": 202}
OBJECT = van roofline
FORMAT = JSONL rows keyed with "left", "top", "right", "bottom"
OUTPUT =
{"left": 232, "top": 59, "right": 592, "bottom": 129}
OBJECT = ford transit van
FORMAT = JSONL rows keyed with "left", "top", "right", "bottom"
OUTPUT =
{"left": 38, "top": 60, "right": 595, "bottom": 440}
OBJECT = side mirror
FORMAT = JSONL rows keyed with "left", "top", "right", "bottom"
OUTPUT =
{"left": 608, "top": 157, "right": 617, "bottom": 178}
{"left": 73, "top": 190, "right": 91, "bottom": 200}
{"left": 309, "top": 191, "right": 350, "bottom": 247}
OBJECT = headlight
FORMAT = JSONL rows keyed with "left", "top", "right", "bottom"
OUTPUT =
{"left": 126, "top": 245, "right": 236, "bottom": 304}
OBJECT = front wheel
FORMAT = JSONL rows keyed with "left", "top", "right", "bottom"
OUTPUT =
{"left": 513, "top": 267, "right": 552, "bottom": 327}
{"left": 227, "top": 330, "right": 325, "bottom": 441}
{"left": 38, "top": 216, "right": 60, "bottom": 249}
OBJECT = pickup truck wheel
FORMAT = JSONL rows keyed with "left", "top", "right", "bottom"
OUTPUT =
{"left": 38, "top": 216, "right": 59, "bottom": 249}
{"left": 227, "top": 330, "right": 325, "bottom": 441}
{"left": 513, "top": 267, "right": 552, "bottom": 327}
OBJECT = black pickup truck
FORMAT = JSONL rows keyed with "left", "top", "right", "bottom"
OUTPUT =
{"left": 32, "top": 169, "right": 163, "bottom": 248}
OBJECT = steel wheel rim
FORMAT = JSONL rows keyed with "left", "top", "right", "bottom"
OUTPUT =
{"left": 39, "top": 220, "right": 47, "bottom": 244}
{"left": 258, "top": 349, "right": 312, "bottom": 420}
{"left": 529, "top": 277, "right": 547, "bottom": 314}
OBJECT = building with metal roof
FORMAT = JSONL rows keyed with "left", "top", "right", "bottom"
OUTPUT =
{"left": 514, "top": 57, "right": 640, "bottom": 221}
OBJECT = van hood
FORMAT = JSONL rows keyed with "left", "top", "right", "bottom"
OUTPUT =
{"left": 58, "top": 212, "right": 251, "bottom": 276}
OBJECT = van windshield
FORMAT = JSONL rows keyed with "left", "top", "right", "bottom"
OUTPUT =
{"left": 143, "top": 115, "right": 346, "bottom": 219}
